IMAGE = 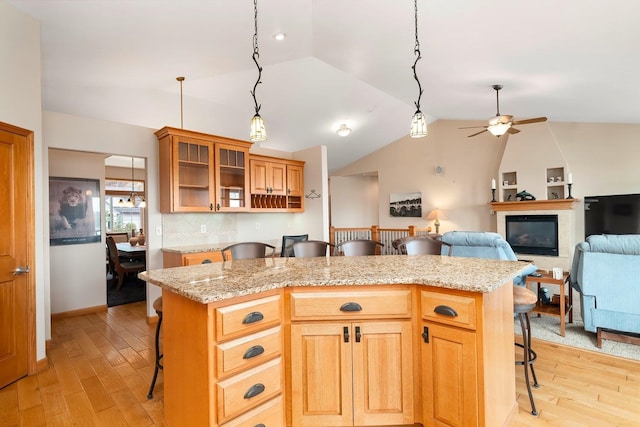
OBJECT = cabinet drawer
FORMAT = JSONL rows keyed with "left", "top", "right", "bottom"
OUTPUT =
{"left": 183, "top": 251, "right": 223, "bottom": 265}
{"left": 421, "top": 290, "right": 477, "bottom": 330}
{"left": 216, "top": 326, "right": 282, "bottom": 378}
{"left": 290, "top": 289, "right": 412, "bottom": 320}
{"left": 216, "top": 357, "right": 283, "bottom": 424}
{"left": 216, "top": 295, "right": 281, "bottom": 341}
{"left": 220, "top": 395, "right": 283, "bottom": 427}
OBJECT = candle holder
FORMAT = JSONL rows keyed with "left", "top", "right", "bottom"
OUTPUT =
{"left": 566, "top": 183, "right": 574, "bottom": 199}
{"left": 491, "top": 188, "right": 496, "bottom": 202}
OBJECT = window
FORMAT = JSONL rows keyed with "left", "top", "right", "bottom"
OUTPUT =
{"left": 105, "top": 178, "right": 145, "bottom": 233}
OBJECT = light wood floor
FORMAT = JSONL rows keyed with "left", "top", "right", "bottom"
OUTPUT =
{"left": 1, "top": 301, "right": 639, "bottom": 426}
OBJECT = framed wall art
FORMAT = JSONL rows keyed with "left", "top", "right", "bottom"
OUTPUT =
{"left": 49, "top": 177, "right": 101, "bottom": 245}
{"left": 389, "top": 191, "right": 422, "bottom": 217}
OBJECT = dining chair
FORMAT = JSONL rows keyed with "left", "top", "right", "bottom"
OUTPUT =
{"left": 221, "top": 242, "right": 276, "bottom": 261}
{"left": 334, "top": 239, "right": 384, "bottom": 256}
{"left": 106, "top": 236, "right": 146, "bottom": 291}
{"left": 290, "top": 240, "right": 333, "bottom": 258}
{"left": 281, "top": 234, "right": 309, "bottom": 257}
{"left": 395, "top": 236, "right": 452, "bottom": 256}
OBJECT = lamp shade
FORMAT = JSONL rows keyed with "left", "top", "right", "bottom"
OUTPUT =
{"left": 410, "top": 111, "right": 428, "bottom": 138}
{"left": 427, "top": 208, "right": 446, "bottom": 221}
{"left": 249, "top": 114, "right": 267, "bottom": 142}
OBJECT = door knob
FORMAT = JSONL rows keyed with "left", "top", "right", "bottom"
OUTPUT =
{"left": 13, "top": 266, "right": 30, "bottom": 275}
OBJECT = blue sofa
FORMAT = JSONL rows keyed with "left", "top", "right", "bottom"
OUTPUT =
{"left": 441, "top": 231, "right": 537, "bottom": 286}
{"left": 570, "top": 234, "right": 640, "bottom": 347}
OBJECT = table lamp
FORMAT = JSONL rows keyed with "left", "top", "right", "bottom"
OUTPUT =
{"left": 427, "top": 208, "right": 446, "bottom": 234}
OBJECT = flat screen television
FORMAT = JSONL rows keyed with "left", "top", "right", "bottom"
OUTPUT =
{"left": 584, "top": 193, "right": 640, "bottom": 238}
{"left": 505, "top": 214, "right": 559, "bottom": 257}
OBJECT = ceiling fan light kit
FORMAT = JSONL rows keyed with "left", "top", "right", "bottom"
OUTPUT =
{"left": 461, "top": 84, "right": 547, "bottom": 138}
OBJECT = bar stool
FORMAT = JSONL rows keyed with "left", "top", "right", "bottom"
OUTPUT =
{"left": 147, "top": 297, "right": 163, "bottom": 399}
{"left": 513, "top": 285, "right": 539, "bottom": 415}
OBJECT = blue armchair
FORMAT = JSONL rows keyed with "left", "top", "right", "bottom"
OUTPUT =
{"left": 570, "top": 234, "right": 640, "bottom": 347}
{"left": 441, "top": 231, "right": 537, "bottom": 286}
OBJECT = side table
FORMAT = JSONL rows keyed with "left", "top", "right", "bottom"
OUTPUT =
{"left": 525, "top": 270, "right": 573, "bottom": 337}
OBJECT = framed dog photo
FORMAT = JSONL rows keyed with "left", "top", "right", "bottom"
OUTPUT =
{"left": 49, "top": 177, "right": 101, "bottom": 246}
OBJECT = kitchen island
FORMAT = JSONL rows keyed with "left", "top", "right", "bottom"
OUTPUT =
{"left": 140, "top": 255, "right": 531, "bottom": 427}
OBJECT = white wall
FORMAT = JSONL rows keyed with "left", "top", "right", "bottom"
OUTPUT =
{"left": 329, "top": 175, "right": 379, "bottom": 227}
{"left": 44, "top": 111, "right": 163, "bottom": 317}
{"left": 0, "top": 1, "right": 47, "bottom": 361}
{"left": 48, "top": 150, "right": 109, "bottom": 313}
{"left": 332, "top": 120, "right": 506, "bottom": 233}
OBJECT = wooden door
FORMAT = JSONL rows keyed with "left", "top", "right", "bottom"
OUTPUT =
{"left": 290, "top": 322, "right": 353, "bottom": 426}
{"left": 422, "top": 322, "right": 478, "bottom": 427}
{"left": 352, "top": 321, "right": 414, "bottom": 426}
{"left": 0, "top": 122, "right": 34, "bottom": 388}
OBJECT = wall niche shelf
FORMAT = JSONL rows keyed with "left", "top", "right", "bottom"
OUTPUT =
{"left": 490, "top": 199, "right": 579, "bottom": 212}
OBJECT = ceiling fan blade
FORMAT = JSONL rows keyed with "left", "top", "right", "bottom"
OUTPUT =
{"left": 467, "top": 129, "right": 489, "bottom": 138}
{"left": 507, "top": 127, "right": 521, "bottom": 134}
{"left": 512, "top": 117, "right": 547, "bottom": 125}
{"left": 458, "top": 125, "right": 488, "bottom": 129}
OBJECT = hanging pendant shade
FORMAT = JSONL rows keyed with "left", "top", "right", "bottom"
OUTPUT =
{"left": 250, "top": 113, "right": 267, "bottom": 142}
{"left": 410, "top": 111, "right": 428, "bottom": 138}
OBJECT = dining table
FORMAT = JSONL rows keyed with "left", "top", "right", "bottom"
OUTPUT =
{"left": 116, "top": 242, "right": 147, "bottom": 261}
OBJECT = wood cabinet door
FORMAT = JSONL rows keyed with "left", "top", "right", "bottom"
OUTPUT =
{"left": 352, "top": 321, "right": 414, "bottom": 426}
{"left": 268, "top": 162, "right": 287, "bottom": 195}
{"left": 250, "top": 159, "right": 269, "bottom": 194}
{"left": 172, "top": 137, "right": 215, "bottom": 212}
{"left": 290, "top": 323, "right": 353, "bottom": 427}
{"left": 215, "top": 143, "right": 250, "bottom": 212}
{"left": 286, "top": 164, "right": 304, "bottom": 197}
{"left": 422, "top": 322, "right": 478, "bottom": 427}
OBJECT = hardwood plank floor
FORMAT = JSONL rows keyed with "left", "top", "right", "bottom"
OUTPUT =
{"left": 1, "top": 301, "right": 638, "bottom": 426}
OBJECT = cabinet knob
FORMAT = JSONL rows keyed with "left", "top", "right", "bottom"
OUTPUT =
{"left": 343, "top": 326, "right": 349, "bottom": 343}
{"left": 355, "top": 326, "right": 361, "bottom": 343}
{"left": 209, "top": 203, "right": 214, "bottom": 211}
{"left": 242, "top": 311, "right": 264, "bottom": 324}
{"left": 422, "top": 326, "right": 429, "bottom": 343}
{"left": 216, "top": 203, "right": 221, "bottom": 210}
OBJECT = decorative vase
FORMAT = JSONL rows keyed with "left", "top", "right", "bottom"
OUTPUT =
{"left": 137, "top": 229, "right": 146, "bottom": 245}
{"left": 129, "top": 237, "right": 138, "bottom": 246}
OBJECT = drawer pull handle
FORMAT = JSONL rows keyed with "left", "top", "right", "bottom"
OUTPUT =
{"left": 254, "top": 425, "right": 266, "bottom": 427}
{"left": 340, "top": 302, "right": 362, "bottom": 312}
{"left": 243, "top": 311, "right": 264, "bottom": 324}
{"left": 434, "top": 305, "right": 458, "bottom": 317}
{"left": 244, "top": 383, "right": 265, "bottom": 399}
{"left": 243, "top": 345, "right": 265, "bottom": 359}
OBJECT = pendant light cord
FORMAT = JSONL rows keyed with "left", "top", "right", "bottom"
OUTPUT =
{"left": 411, "top": 0, "right": 423, "bottom": 113}
{"left": 250, "top": 0, "right": 263, "bottom": 116}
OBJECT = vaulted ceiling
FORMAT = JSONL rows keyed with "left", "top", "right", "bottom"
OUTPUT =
{"left": 8, "top": 0, "right": 640, "bottom": 171}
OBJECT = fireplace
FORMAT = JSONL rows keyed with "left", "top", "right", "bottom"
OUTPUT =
{"left": 505, "top": 214, "right": 559, "bottom": 257}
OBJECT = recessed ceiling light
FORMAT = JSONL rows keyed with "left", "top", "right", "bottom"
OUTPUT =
{"left": 273, "top": 32, "right": 286, "bottom": 41}
{"left": 336, "top": 124, "right": 352, "bottom": 137}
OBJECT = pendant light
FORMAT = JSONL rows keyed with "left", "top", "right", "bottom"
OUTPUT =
{"left": 409, "top": 0, "right": 428, "bottom": 138}
{"left": 177, "top": 76, "right": 185, "bottom": 129}
{"left": 118, "top": 157, "right": 145, "bottom": 208}
{"left": 249, "top": 0, "right": 267, "bottom": 142}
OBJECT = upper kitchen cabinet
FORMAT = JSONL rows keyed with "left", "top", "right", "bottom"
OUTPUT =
{"left": 249, "top": 155, "right": 305, "bottom": 212}
{"left": 156, "top": 127, "right": 251, "bottom": 213}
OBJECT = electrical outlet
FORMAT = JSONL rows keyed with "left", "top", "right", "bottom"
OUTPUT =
{"left": 200, "top": 224, "right": 207, "bottom": 233}
{"left": 255, "top": 222, "right": 261, "bottom": 231}
{"left": 155, "top": 225, "right": 162, "bottom": 236}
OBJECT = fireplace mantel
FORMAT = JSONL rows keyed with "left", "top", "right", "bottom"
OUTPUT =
{"left": 490, "top": 199, "right": 579, "bottom": 212}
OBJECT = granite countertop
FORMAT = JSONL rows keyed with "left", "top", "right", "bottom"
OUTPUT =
{"left": 162, "top": 244, "right": 229, "bottom": 254}
{"left": 139, "top": 255, "right": 532, "bottom": 304}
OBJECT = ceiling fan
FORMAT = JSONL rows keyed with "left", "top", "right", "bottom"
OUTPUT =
{"left": 460, "top": 85, "right": 547, "bottom": 138}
